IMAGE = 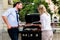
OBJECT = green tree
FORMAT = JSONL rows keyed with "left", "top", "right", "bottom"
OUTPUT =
{"left": 13, "top": 0, "right": 51, "bottom": 21}
{"left": 52, "top": 0, "right": 60, "bottom": 15}
{"left": 52, "top": 0, "right": 60, "bottom": 26}
{"left": 13, "top": 0, "right": 20, "bottom": 3}
{"left": 20, "top": 0, "right": 51, "bottom": 21}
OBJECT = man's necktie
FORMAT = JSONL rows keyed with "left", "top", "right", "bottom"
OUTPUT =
{"left": 16, "top": 11, "right": 19, "bottom": 26}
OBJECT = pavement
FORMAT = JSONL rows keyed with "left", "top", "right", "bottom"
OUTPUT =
{"left": 0, "top": 32, "right": 2, "bottom": 40}
{"left": 0, "top": 31, "right": 21, "bottom": 40}
{"left": 0, "top": 32, "right": 60, "bottom": 40}
{"left": 0, "top": 29, "right": 60, "bottom": 40}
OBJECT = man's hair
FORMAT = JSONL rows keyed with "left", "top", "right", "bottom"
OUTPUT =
{"left": 13, "top": 2, "right": 22, "bottom": 7}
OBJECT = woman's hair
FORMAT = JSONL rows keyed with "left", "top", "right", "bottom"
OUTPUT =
{"left": 38, "top": 4, "right": 48, "bottom": 14}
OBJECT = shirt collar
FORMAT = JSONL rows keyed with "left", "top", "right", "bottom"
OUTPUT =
{"left": 14, "top": 7, "right": 18, "bottom": 13}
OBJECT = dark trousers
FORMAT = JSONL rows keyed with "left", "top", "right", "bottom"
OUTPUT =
{"left": 8, "top": 27, "right": 19, "bottom": 40}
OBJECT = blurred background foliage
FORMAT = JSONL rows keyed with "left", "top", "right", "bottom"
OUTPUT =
{"left": 13, "top": 0, "right": 60, "bottom": 22}
{"left": 52, "top": 0, "right": 60, "bottom": 15}
{"left": 52, "top": 0, "right": 60, "bottom": 26}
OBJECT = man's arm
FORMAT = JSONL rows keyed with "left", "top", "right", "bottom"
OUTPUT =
{"left": 2, "top": 16, "right": 11, "bottom": 29}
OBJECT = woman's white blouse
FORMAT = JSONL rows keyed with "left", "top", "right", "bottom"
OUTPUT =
{"left": 40, "top": 13, "right": 52, "bottom": 31}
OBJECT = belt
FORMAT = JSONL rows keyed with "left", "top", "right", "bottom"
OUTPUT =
{"left": 11, "top": 26, "right": 18, "bottom": 28}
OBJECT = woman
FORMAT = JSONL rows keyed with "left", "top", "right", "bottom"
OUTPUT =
{"left": 38, "top": 5, "right": 53, "bottom": 40}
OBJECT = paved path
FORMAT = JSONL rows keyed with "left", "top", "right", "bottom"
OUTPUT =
{"left": 0, "top": 31, "right": 60, "bottom": 40}
{"left": 0, "top": 32, "right": 2, "bottom": 40}
{"left": 0, "top": 31, "right": 21, "bottom": 40}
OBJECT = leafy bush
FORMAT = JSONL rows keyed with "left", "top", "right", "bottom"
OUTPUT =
{"left": 13, "top": 0, "right": 52, "bottom": 21}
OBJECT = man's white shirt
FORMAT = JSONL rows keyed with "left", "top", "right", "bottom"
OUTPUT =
{"left": 2, "top": 8, "right": 19, "bottom": 27}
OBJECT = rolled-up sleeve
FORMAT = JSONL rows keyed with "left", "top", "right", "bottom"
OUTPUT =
{"left": 2, "top": 9, "right": 11, "bottom": 17}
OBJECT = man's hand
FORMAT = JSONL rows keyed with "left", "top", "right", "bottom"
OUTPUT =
{"left": 2, "top": 16, "right": 11, "bottom": 29}
{"left": 7, "top": 24, "right": 11, "bottom": 29}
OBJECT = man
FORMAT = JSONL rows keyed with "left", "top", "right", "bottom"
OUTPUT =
{"left": 2, "top": 2, "right": 23, "bottom": 40}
